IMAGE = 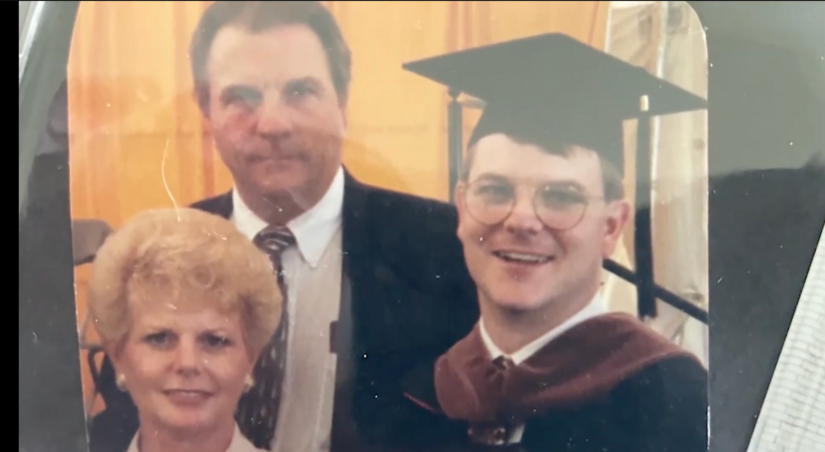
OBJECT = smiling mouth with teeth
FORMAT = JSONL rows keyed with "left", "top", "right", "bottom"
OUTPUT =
{"left": 493, "top": 251, "right": 553, "bottom": 264}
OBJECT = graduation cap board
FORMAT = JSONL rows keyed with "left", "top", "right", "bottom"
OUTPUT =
{"left": 402, "top": 33, "right": 709, "bottom": 324}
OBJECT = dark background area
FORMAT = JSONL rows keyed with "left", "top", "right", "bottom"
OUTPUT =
{"left": 19, "top": 2, "right": 825, "bottom": 452}
{"left": 691, "top": 2, "right": 825, "bottom": 452}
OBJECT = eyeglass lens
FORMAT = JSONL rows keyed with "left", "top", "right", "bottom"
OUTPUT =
{"left": 465, "top": 180, "right": 589, "bottom": 230}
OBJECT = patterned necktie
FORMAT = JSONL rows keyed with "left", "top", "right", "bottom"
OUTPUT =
{"left": 236, "top": 225, "right": 296, "bottom": 450}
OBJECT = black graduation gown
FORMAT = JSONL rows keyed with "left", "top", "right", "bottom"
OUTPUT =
{"left": 398, "top": 313, "right": 709, "bottom": 452}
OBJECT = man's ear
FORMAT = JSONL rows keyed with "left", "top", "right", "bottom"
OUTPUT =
{"left": 454, "top": 181, "right": 466, "bottom": 209}
{"left": 193, "top": 87, "right": 210, "bottom": 120}
{"left": 454, "top": 180, "right": 468, "bottom": 236}
{"left": 602, "top": 199, "right": 631, "bottom": 258}
{"left": 337, "top": 95, "right": 349, "bottom": 130}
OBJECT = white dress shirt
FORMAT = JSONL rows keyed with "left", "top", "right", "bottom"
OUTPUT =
{"left": 231, "top": 166, "right": 345, "bottom": 452}
{"left": 478, "top": 293, "right": 607, "bottom": 443}
{"left": 126, "top": 423, "right": 265, "bottom": 452}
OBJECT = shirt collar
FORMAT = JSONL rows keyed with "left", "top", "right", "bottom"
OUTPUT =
{"left": 479, "top": 292, "right": 607, "bottom": 366}
{"left": 127, "top": 423, "right": 260, "bottom": 452}
{"left": 231, "top": 166, "right": 344, "bottom": 268}
{"left": 229, "top": 423, "right": 263, "bottom": 452}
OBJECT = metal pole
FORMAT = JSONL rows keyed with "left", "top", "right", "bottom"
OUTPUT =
{"left": 635, "top": 94, "right": 658, "bottom": 320}
{"left": 447, "top": 88, "right": 463, "bottom": 202}
{"left": 604, "top": 259, "right": 708, "bottom": 324}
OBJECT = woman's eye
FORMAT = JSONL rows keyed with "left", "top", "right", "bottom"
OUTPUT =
{"left": 203, "top": 334, "right": 231, "bottom": 350}
{"left": 144, "top": 332, "right": 170, "bottom": 347}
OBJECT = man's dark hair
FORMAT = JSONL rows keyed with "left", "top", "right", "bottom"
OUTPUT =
{"left": 462, "top": 133, "right": 626, "bottom": 203}
{"left": 189, "top": 1, "right": 352, "bottom": 112}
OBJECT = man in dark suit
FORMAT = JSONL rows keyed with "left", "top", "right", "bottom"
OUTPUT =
{"left": 87, "top": 2, "right": 479, "bottom": 452}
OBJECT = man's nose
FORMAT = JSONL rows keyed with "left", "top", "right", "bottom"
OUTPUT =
{"left": 256, "top": 97, "right": 294, "bottom": 137}
{"left": 503, "top": 192, "right": 543, "bottom": 234}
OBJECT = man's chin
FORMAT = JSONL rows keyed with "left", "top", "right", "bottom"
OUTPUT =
{"left": 494, "top": 299, "right": 546, "bottom": 314}
{"left": 258, "top": 181, "right": 303, "bottom": 196}
{"left": 255, "top": 174, "right": 307, "bottom": 197}
{"left": 486, "top": 289, "right": 551, "bottom": 314}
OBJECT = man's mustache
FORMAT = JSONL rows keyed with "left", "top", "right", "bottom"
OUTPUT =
{"left": 248, "top": 130, "right": 341, "bottom": 159}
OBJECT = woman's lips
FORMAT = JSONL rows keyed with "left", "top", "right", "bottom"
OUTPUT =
{"left": 163, "top": 389, "right": 213, "bottom": 405}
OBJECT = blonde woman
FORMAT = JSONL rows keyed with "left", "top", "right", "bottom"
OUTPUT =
{"left": 86, "top": 208, "right": 282, "bottom": 452}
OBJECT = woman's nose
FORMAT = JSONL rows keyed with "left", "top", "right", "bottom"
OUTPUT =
{"left": 173, "top": 339, "right": 202, "bottom": 374}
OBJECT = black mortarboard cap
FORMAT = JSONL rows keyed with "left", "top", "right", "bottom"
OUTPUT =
{"left": 402, "top": 33, "right": 708, "bottom": 175}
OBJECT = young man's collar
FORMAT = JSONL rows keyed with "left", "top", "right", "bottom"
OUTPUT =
{"left": 479, "top": 292, "right": 607, "bottom": 365}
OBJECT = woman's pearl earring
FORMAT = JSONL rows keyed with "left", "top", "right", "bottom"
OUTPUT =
{"left": 243, "top": 374, "right": 254, "bottom": 393}
{"left": 116, "top": 373, "right": 128, "bottom": 392}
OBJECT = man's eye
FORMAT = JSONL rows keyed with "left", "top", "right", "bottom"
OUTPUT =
{"left": 225, "top": 87, "right": 262, "bottom": 107}
{"left": 474, "top": 184, "right": 514, "bottom": 201}
{"left": 286, "top": 84, "right": 315, "bottom": 100}
{"left": 539, "top": 188, "right": 586, "bottom": 207}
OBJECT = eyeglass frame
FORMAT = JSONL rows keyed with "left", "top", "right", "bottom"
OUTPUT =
{"left": 457, "top": 178, "right": 607, "bottom": 232}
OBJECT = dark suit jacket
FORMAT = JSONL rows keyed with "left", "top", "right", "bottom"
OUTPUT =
{"left": 86, "top": 171, "right": 480, "bottom": 452}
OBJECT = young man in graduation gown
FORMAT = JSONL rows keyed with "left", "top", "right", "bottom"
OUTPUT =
{"left": 398, "top": 34, "right": 709, "bottom": 452}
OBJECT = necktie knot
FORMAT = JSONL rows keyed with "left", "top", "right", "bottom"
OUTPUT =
{"left": 492, "top": 356, "right": 516, "bottom": 372}
{"left": 254, "top": 225, "right": 296, "bottom": 256}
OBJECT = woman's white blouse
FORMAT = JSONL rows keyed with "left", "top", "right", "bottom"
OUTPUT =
{"left": 126, "top": 423, "right": 265, "bottom": 452}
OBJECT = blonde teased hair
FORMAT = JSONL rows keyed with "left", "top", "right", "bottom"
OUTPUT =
{"left": 87, "top": 208, "right": 282, "bottom": 358}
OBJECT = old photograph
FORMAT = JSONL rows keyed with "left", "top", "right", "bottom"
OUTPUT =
{"left": 65, "top": 2, "right": 710, "bottom": 452}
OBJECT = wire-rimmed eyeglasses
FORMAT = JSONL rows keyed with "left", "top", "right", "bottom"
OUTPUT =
{"left": 459, "top": 178, "right": 604, "bottom": 231}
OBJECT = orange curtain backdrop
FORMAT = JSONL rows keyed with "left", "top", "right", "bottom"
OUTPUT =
{"left": 67, "top": 0, "right": 609, "bottom": 416}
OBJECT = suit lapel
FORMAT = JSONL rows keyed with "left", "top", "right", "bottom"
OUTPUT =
{"left": 193, "top": 190, "right": 233, "bottom": 219}
{"left": 329, "top": 170, "right": 375, "bottom": 450}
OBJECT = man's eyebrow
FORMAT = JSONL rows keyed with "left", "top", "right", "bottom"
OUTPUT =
{"left": 283, "top": 76, "right": 326, "bottom": 92}
{"left": 471, "top": 174, "right": 587, "bottom": 191}
{"left": 471, "top": 173, "right": 510, "bottom": 183}
{"left": 542, "top": 179, "right": 588, "bottom": 192}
